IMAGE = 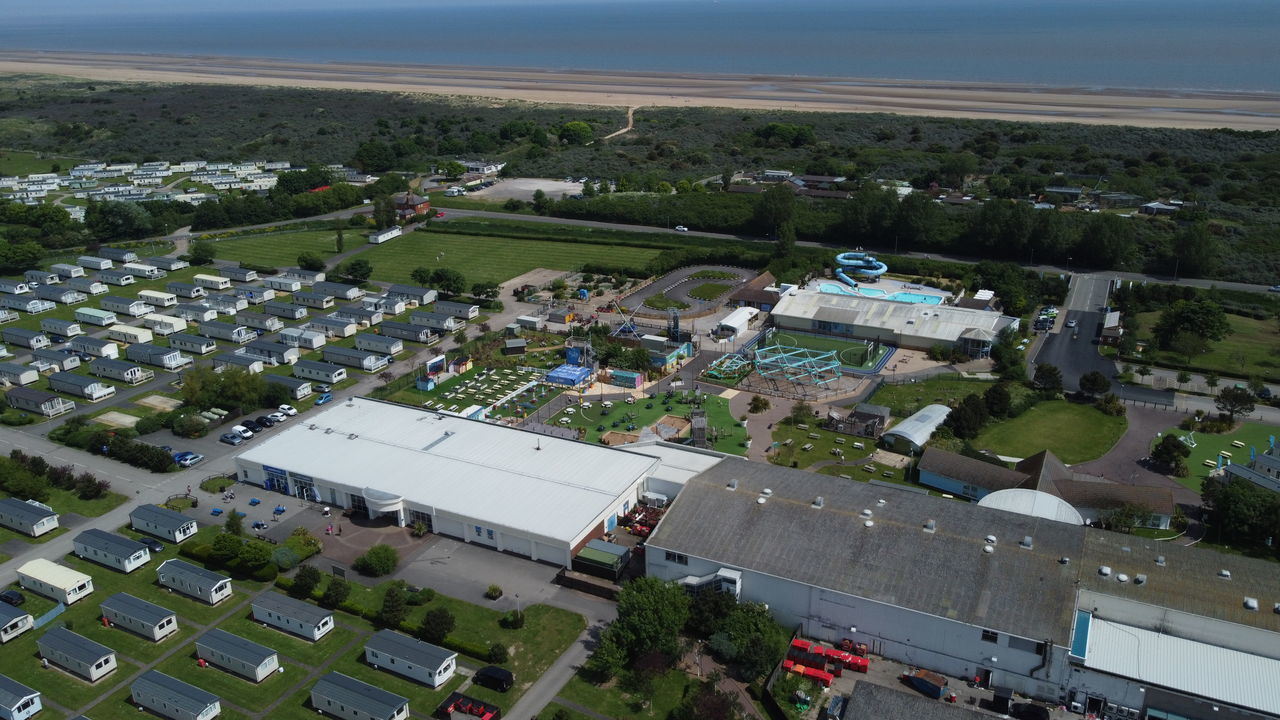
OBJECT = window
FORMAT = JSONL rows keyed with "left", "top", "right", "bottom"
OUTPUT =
{"left": 474, "top": 526, "right": 483, "bottom": 537}
{"left": 665, "top": 551, "right": 688, "bottom": 565}
{"left": 486, "top": 529, "right": 495, "bottom": 540}
{"left": 980, "top": 629, "right": 999, "bottom": 643}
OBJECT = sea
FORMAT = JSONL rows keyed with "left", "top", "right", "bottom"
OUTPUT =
{"left": 3, "top": 0, "right": 1280, "bottom": 93}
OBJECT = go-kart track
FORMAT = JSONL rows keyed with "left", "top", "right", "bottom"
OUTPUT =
{"left": 620, "top": 265, "right": 757, "bottom": 316}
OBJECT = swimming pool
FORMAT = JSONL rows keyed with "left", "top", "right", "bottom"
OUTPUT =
{"left": 818, "top": 282, "right": 944, "bottom": 305}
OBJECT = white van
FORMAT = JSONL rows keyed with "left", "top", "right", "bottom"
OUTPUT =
{"left": 232, "top": 424, "right": 254, "bottom": 439}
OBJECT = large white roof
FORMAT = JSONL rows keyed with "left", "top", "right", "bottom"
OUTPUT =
{"left": 881, "top": 404, "right": 950, "bottom": 450}
{"left": 236, "top": 398, "right": 661, "bottom": 543}
{"left": 772, "top": 289, "right": 1013, "bottom": 343}
{"left": 1085, "top": 618, "right": 1280, "bottom": 716}
{"left": 978, "top": 488, "right": 1084, "bottom": 525}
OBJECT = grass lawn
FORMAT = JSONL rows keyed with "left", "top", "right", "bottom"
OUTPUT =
{"left": 972, "top": 400, "right": 1127, "bottom": 463}
{"left": 687, "top": 282, "right": 733, "bottom": 301}
{"left": 85, "top": 685, "right": 254, "bottom": 720}
{"left": 210, "top": 230, "right": 344, "bottom": 269}
{"left": 1155, "top": 421, "right": 1277, "bottom": 493}
{"left": 0, "top": 633, "right": 140, "bottom": 710}
{"left": 549, "top": 391, "right": 748, "bottom": 455}
{"left": 873, "top": 376, "right": 1014, "bottom": 418}
{"left": 7, "top": 486, "right": 129, "bottom": 519}
{"left": 269, "top": 684, "right": 325, "bottom": 720}
{"left": 1135, "top": 311, "right": 1280, "bottom": 381}
{"left": 0, "top": 266, "right": 209, "bottom": 337}
{"left": 642, "top": 292, "right": 689, "bottom": 310}
{"left": 0, "top": 525, "right": 67, "bottom": 546}
{"left": 814, "top": 461, "right": 915, "bottom": 487}
{"left": 154, "top": 643, "right": 297, "bottom": 711}
{"left": 0, "top": 149, "right": 80, "bottom": 176}
{"left": 558, "top": 669, "right": 699, "bottom": 720}
{"left": 219, "top": 610, "right": 357, "bottom": 667}
{"left": 386, "top": 366, "right": 560, "bottom": 418}
{"left": 545, "top": 702, "right": 601, "bottom": 720}
{"left": 325, "top": 646, "right": 465, "bottom": 708}
{"left": 768, "top": 423, "right": 875, "bottom": 469}
{"left": 363, "top": 232, "right": 661, "bottom": 286}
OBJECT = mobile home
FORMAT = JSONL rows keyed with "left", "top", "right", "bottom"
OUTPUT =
{"left": 0, "top": 675, "right": 41, "bottom": 720}
{"left": 311, "top": 672, "right": 408, "bottom": 720}
{"left": 77, "top": 256, "right": 113, "bottom": 270}
{"left": 122, "top": 262, "right": 165, "bottom": 279}
{"left": 0, "top": 280, "right": 30, "bottom": 295}
{"left": 39, "top": 318, "right": 83, "bottom": 337}
{"left": 147, "top": 256, "right": 190, "bottom": 271}
{"left": 37, "top": 626, "right": 118, "bottom": 682}
{"left": 66, "top": 277, "right": 109, "bottom": 295}
{"left": 0, "top": 604, "right": 33, "bottom": 644}
{"left": 355, "top": 333, "right": 403, "bottom": 355}
{"left": 22, "top": 271, "right": 58, "bottom": 286}
{"left": 333, "top": 306, "right": 382, "bottom": 327}
{"left": 1, "top": 328, "right": 49, "bottom": 350}
{"left": 363, "top": 295, "right": 406, "bottom": 315}
{"left": 263, "top": 277, "right": 302, "bottom": 293}
{"left": 279, "top": 327, "right": 326, "bottom": 349}
{"left": 101, "top": 296, "right": 153, "bottom": 317}
{"left": 368, "top": 226, "right": 402, "bottom": 244}
{"left": 107, "top": 324, "right": 154, "bottom": 344}
{"left": 88, "top": 358, "right": 149, "bottom": 385}
{"left": 293, "top": 360, "right": 347, "bottom": 384}
{"left": 31, "top": 347, "right": 80, "bottom": 371}
{"left": 125, "top": 343, "right": 192, "bottom": 370}
{"left": 198, "top": 320, "right": 254, "bottom": 344}
{"left": 144, "top": 313, "right": 188, "bottom": 336}
{"left": 213, "top": 353, "right": 263, "bottom": 374}
{"left": 236, "top": 311, "right": 283, "bottom": 332}
{"left": 32, "top": 285, "right": 87, "bottom": 304}
{"left": 379, "top": 321, "right": 434, "bottom": 344}
{"left": 195, "top": 629, "right": 279, "bottom": 683}
{"left": 313, "top": 281, "right": 364, "bottom": 301}
{"left": 244, "top": 340, "right": 299, "bottom": 365}
{"left": 50, "top": 371, "right": 117, "bottom": 400}
{"left": 223, "top": 266, "right": 258, "bottom": 282}
{"left": 264, "top": 374, "right": 312, "bottom": 399}
{"left": 173, "top": 303, "right": 218, "bottom": 322}
{"left": 0, "top": 498, "right": 59, "bottom": 537}
{"left": 168, "top": 334, "right": 217, "bottom": 355}
{"left": 410, "top": 311, "right": 463, "bottom": 332}
{"left": 138, "top": 290, "right": 179, "bottom": 307}
{"left": 386, "top": 285, "right": 436, "bottom": 306}
{"left": 263, "top": 301, "right": 307, "bottom": 320}
{"left": 50, "top": 263, "right": 85, "bottom": 279}
{"left": 5, "top": 386, "right": 75, "bottom": 418}
{"left": 156, "top": 559, "right": 232, "bottom": 604}
{"left": 321, "top": 346, "right": 389, "bottom": 371}
{"left": 167, "top": 282, "right": 206, "bottom": 298}
{"left": 433, "top": 300, "right": 481, "bottom": 320}
{"left": 192, "top": 273, "right": 231, "bottom": 290}
{"left": 130, "top": 504, "right": 198, "bottom": 543}
{"left": 74, "top": 528, "right": 151, "bottom": 573}
{"left": 130, "top": 670, "right": 220, "bottom": 720}
{"left": 70, "top": 335, "right": 119, "bottom": 358}
{"left": 0, "top": 364, "right": 38, "bottom": 387}
{"left": 100, "top": 593, "right": 178, "bottom": 642}
{"left": 75, "top": 308, "right": 116, "bottom": 328}
{"left": 364, "top": 629, "right": 457, "bottom": 687}
{"left": 234, "top": 286, "right": 274, "bottom": 305}
{"left": 98, "top": 268, "right": 136, "bottom": 286}
{"left": 307, "top": 316, "right": 356, "bottom": 338}
{"left": 250, "top": 592, "right": 334, "bottom": 641}
{"left": 16, "top": 558, "right": 93, "bottom": 604}
{"left": 292, "top": 291, "right": 334, "bottom": 309}
{"left": 99, "top": 247, "right": 139, "bottom": 263}
{"left": 0, "top": 295, "right": 55, "bottom": 314}
{"left": 205, "top": 294, "right": 249, "bottom": 315}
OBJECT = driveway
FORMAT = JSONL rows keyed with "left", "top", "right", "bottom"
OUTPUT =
{"left": 1070, "top": 404, "right": 1203, "bottom": 508}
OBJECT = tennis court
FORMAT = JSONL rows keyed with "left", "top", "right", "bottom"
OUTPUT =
{"left": 767, "top": 330, "right": 892, "bottom": 371}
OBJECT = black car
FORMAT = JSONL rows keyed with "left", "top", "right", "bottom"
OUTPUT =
{"left": 0, "top": 589, "right": 25, "bottom": 606}
{"left": 241, "top": 419, "right": 263, "bottom": 433}
{"left": 256, "top": 415, "right": 276, "bottom": 428}
{"left": 473, "top": 665, "right": 514, "bottom": 692}
{"left": 139, "top": 537, "right": 165, "bottom": 553}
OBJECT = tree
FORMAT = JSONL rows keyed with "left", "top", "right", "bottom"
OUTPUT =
{"left": 1033, "top": 363, "right": 1064, "bottom": 395}
{"left": 1079, "top": 371, "right": 1111, "bottom": 397}
{"left": 1176, "top": 370, "right": 1192, "bottom": 389}
{"left": 608, "top": 577, "right": 690, "bottom": 659}
{"left": 320, "top": 577, "right": 352, "bottom": 609}
{"left": 354, "top": 544, "right": 399, "bottom": 577}
{"left": 237, "top": 541, "right": 273, "bottom": 571}
{"left": 1169, "top": 332, "right": 1210, "bottom": 365}
{"left": 454, "top": 328, "right": 469, "bottom": 346}
{"left": 419, "top": 607, "right": 456, "bottom": 644}
{"left": 1151, "top": 434, "right": 1191, "bottom": 476}
{"left": 1215, "top": 386, "right": 1255, "bottom": 423}
{"left": 1136, "top": 365, "right": 1153, "bottom": 383}
{"left": 584, "top": 633, "right": 626, "bottom": 682}
{"left": 686, "top": 588, "right": 738, "bottom": 638}
{"left": 788, "top": 400, "right": 813, "bottom": 425}
{"left": 558, "top": 121, "right": 593, "bottom": 145}
{"left": 1153, "top": 299, "right": 1230, "bottom": 350}
{"left": 531, "top": 188, "right": 552, "bottom": 215}
{"left": 224, "top": 508, "right": 244, "bottom": 536}
{"left": 430, "top": 268, "right": 467, "bottom": 296}
{"left": 1098, "top": 503, "right": 1153, "bottom": 534}
{"left": 378, "top": 582, "right": 410, "bottom": 629}
{"left": 1205, "top": 372, "right": 1220, "bottom": 391}
{"left": 298, "top": 252, "right": 326, "bottom": 271}
{"left": 439, "top": 161, "right": 466, "bottom": 179}
{"left": 291, "top": 565, "right": 323, "bottom": 598}
{"left": 335, "top": 225, "right": 345, "bottom": 254}
{"left": 624, "top": 346, "right": 651, "bottom": 373}
{"left": 754, "top": 183, "right": 796, "bottom": 235}
{"left": 210, "top": 533, "right": 243, "bottom": 566}
{"left": 410, "top": 266, "right": 432, "bottom": 287}
{"left": 984, "top": 383, "right": 1011, "bottom": 418}
{"left": 341, "top": 258, "right": 373, "bottom": 283}
{"left": 188, "top": 239, "right": 217, "bottom": 265}
{"left": 747, "top": 395, "right": 771, "bottom": 414}
{"left": 470, "top": 282, "right": 500, "bottom": 300}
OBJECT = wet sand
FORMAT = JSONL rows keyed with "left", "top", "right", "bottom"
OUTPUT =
{"left": 1, "top": 50, "right": 1278, "bottom": 130}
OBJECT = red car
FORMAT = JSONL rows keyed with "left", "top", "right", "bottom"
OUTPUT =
{"left": 434, "top": 211, "right": 445, "bottom": 218}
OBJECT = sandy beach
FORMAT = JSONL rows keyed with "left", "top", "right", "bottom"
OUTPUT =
{"left": 1, "top": 50, "right": 1279, "bottom": 130}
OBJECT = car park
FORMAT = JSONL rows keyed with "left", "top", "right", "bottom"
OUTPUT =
{"left": 232, "top": 424, "right": 255, "bottom": 439}
{"left": 278, "top": 404, "right": 298, "bottom": 416}
{"left": 174, "top": 451, "right": 204, "bottom": 468}
{"left": 220, "top": 432, "right": 244, "bottom": 446}
{"left": 256, "top": 415, "right": 276, "bottom": 428}
{"left": 0, "top": 590, "right": 25, "bottom": 606}
{"left": 268, "top": 411, "right": 288, "bottom": 423}
{"left": 315, "top": 393, "right": 334, "bottom": 405}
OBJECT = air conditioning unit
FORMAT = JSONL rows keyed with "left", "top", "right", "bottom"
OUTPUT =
{"left": 1069, "top": 702, "right": 1084, "bottom": 714}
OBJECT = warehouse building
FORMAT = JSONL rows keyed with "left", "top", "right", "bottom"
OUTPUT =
{"left": 235, "top": 397, "right": 665, "bottom": 566}
{"left": 100, "top": 593, "right": 178, "bottom": 642}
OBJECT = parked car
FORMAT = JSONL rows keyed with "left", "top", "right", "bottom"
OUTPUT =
{"left": 674, "top": 225, "right": 688, "bottom": 232}
{"left": 242, "top": 420, "right": 264, "bottom": 433}
{"left": 315, "top": 393, "right": 334, "bottom": 405}
{"left": 220, "top": 432, "right": 244, "bottom": 446}
{"left": 139, "top": 537, "right": 165, "bottom": 553}
{"left": 174, "top": 451, "right": 204, "bottom": 468}
{"left": 314, "top": 384, "right": 332, "bottom": 393}
{"left": 278, "top": 404, "right": 298, "bottom": 416}
{"left": 268, "top": 411, "right": 288, "bottom": 423}
{"left": 255, "top": 415, "right": 276, "bottom": 428}
{"left": 435, "top": 211, "right": 445, "bottom": 218}
{"left": 232, "top": 424, "right": 255, "bottom": 439}
{"left": 49, "top": 334, "right": 67, "bottom": 344}
{"left": 0, "top": 590, "right": 25, "bottom": 607}
{"left": 1269, "top": 284, "right": 1280, "bottom": 292}
{"left": 473, "top": 666, "right": 514, "bottom": 692}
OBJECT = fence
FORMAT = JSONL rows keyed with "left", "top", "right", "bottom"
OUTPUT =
{"left": 33, "top": 603, "right": 67, "bottom": 629}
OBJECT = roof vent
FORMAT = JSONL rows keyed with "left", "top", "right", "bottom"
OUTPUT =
{"left": 324, "top": 428, "right": 333, "bottom": 434}
{"left": 727, "top": 479, "right": 738, "bottom": 491}
{"left": 1134, "top": 574, "right": 1147, "bottom": 585}
{"left": 1116, "top": 574, "right": 1129, "bottom": 583}
{"left": 1244, "top": 597, "right": 1259, "bottom": 611}
{"left": 308, "top": 424, "right": 317, "bottom": 430}
{"left": 1019, "top": 535, "right": 1033, "bottom": 550}
{"left": 985, "top": 535, "right": 998, "bottom": 545}
{"left": 1155, "top": 555, "right": 1166, "bottom": 566}
{"left": 860, "top": 509, "right": 873, "bottom": 519}
{"left": 923, "top": 519, "right": 936, "bottom": 533}
{"left": 863, "top": 520, "right": 874, "bottom": 528}
{"left": 347, "top": 433, "right": 358, "bottom": 440}
{"left": 761, "top": 488, "right": 773, "bottom": 497}
{"left": 756, "top": 497, "right": 767, "bottom": 505}
{"left": 1099, "top": 566, "right": 1112, "bottom": 577}
{"left": 1059, "top": 557, "right": 1070, "bottom": 565}
{"left": 982, "top": 545, "right": 994, "bottom": 554}
{"left": 1219, "top": 569, "right": 1232, "bottom": 580}
{"left": 876, "top": 498, "right": 886, "bottom": 507}
{"left": 812, "top": 496, "right": 825, "bottom": 509}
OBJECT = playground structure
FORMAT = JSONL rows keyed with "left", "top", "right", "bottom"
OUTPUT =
{"left": 834, "top": 249, "right": 888, "bottom": 288}
{"left": 704, "top": 353, "right": 753, "bottom": 382}
{"left": 753, "top": 343, "right": 843, "bottom": 386}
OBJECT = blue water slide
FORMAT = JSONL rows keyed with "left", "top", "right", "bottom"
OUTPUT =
{"left": 834, "top": 251, "right": 888, "bottom": 287}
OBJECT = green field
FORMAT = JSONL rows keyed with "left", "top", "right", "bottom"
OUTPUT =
{"left": 210, "top": 230, "right": 344, "bottom": 268}
{"left": 871, "top": 376, "right": 1002, "bottom": 417}
{"left": 972, "top": 400, "right": 1128, "bottom": 463}
{"left": 1135, "top": 311, "right": 1280, "bottom": 381}
{"left": 363, "top": 232, "right": 662, "bottom": 286}
{"left": 1157, "top": 421, "right": 1277, "bottom": 493}
{"left": 550, "top": 391, "right": 748, "bottom": 455}
{"left": 687, "top": 282, "right": 732, "bottom": 301}
{"left": 0, "top": 149, "right": 81, "bottom": 176}
{"left": 767, "top": 330, "right": 891, "bottom": 371}
{"left": 642, "top": 292, "right": 689, "bottom": 310}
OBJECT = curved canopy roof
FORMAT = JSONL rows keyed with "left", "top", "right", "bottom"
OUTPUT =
{"left": 978, "top": 488, "right": 1084, "bottom": 525}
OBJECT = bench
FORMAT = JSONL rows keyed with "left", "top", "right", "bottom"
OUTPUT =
{"left": 863, "top": 464, "right": 876, "bottom": 473}
{"left": 807, "top": 433, "right": 821, "bottom": 440}
{"left": 882, "top": 471, "right": 894, "bottom": 478}
{"left": 797, "top": 423, "right": 809, "bottom": 430}
{"left": 1219, "top": 450, "right": 1232, "bottom": 458}
{"left": 1231, "top": 440, "right": 1246, "bottom": 448}
{"left": 839, "top": 474, "right": 853, "bottom": 480}
{"left": 834, "top": 437, "right": 846, "bottom": 445}
{"left": 831, "top": 449, "right": 844, "bottom": 457}
{"left": 1202, "top": 459, "right": 1217, "bottom": 468}
{"left": 853, "top": 442, "right": 865, "bottom": 450}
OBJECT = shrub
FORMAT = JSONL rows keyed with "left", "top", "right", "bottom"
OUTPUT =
{"left": 487, "top": 643, "right": 510, "bottom": 664}
{"left": 134, "top": 414, "right": 166, "bottom": 435}
{"left": 485, "top": 585, "right": 503, "bottom": 600}
{"left": 320, "top": 577, "right": 352, "bottom": 609}
{"left": 180, "top": 543, "right": 213, "bottom": 563}
{"left": 353, "top": 544, "right": 399, "bottom": 577}
{"left": 419, "top": 607, "right": 455, "bottom": 644}
{"left": 407, "top": 587, "right": 436, "bottom": 606}
{"left": 290, "top": 565, "right": 323, "bottom": 598}
{"left": 285, "top": 527, "right": 323, "bottom": 560}
{"left": 251, "top": 564, "right": 279, "bottom": 582}
{"left": 272, "top": 546, "right": 300, "bottom": 570}
{"left": 500, "top": 610, "right": 525, "bottom": 629}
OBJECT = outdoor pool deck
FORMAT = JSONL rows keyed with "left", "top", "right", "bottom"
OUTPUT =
{"left": 814, "top": 280, "right": 949, "bottom": 305}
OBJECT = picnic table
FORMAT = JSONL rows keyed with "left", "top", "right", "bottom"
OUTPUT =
{"left": 248, "top": 498, "right": 261, "bottom": 506}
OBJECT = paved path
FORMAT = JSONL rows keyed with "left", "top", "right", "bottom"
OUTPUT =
{"left": 1070, "top": 405, "right": 1204, "bottom": 508}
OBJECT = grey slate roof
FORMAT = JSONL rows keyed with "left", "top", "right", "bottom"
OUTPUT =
{"left": 133, "top": 670, "right": 218, "bottom": 714}
{"left": 131, "top": 504, "right": 192, "bottom": 533}
{"left": 845, "top": 682, "right": 985, "bottom": 720}
{"left": 75, "top": 529, "right": 147, "bottom": 558}
{"left": 646, "top": 456, "right": 1083, "bottom": 645}
{"left": 6, "top": 387, "right": 64, "bottom": 406}
{"left": 0, "top": 674, "right": 38, "bottom": 708}
{"left": 197, "top": 628, "right": 276, "bottom": 665}
{"left": 365, "top": 629, "right": 456, "bottom": 668}
{"left": 313, "top": 672, "right": 407, "bottom": 717}
{"left": 295, "top": 360, "right": 345, "bottom": 374}
{"left": 159, "top": 559, "right": 228, "bottom": 586}
{"left": 0, "top": 497, "right": 56, "bottom": 524}
{"left": 0, "top": 603, "right": 29, "bottom": 627}
{"left": 101, "top": 593, "right": 175, "bottom": 626}
{"left": 38, "top": 626, "right": 114, "bottom": 665}
{"left": 252, "top": 592, "right": 333, "bottom": 626}
{"left": 265, "top": 375, "right": 310, "bottom": 389}
{"left": 917, "top": 447, "right": 1028, "bottom": 492}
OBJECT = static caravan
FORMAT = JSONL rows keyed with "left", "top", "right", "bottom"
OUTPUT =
{"left": 37, "top": 627, "right": 118, "bottom": 683}
{"left": 251, "top": 593, "right": 335, "bottom": 641}
{"left": 281, "top": 267, "right": 325, "bottom": 284}
{"left": 168, "top": 334, "right": 216, "bottom": 355}
{"left": 434, "top": 300, "right": 481, "bottom": 320}
{"left": 17, "top": 559, "right": 94, "bottom": 604}
{"left": 333, "top": 306, "right": 382, "bottom": 327}
{"left": 74, "top": 528, "right": 151, "bottom": 573}
{"left": 263, "top": 277, "right": 302, "bottom": 292}
{"left": 71, "top": 335, "right": 119, "bottom": 358}
{"left": 293, "top": 360, "right": 347, "bottom": 384}
{"left": 167, "top": 282, "right": 206, "bottom": 299}
{"left": 192, "top": 273, "right": 231, "bottom": 290}
{"left": 23, "top": 270, "right": 59, "bottom": 285}
{"left": 0, "top": 675, "right": 40, "bottom": 720}
{"left": 410, "top": 311, "right": 463, "bottom": 332}
{"left": 144, "top": 314, "right": 188, "bottom": 336}
{"left": 99, "top": 247, "right": 139, "bottom": 263}
{"left": 0, "top": 604, "right": 33, "bottom": 644}
{"left": 198, "top": 320, "right": 254, "bottom": 344}
{"left": 173, "top": 303, "right": 218, "bottom": 322}
{"left": 130, "top": 670, "right": 220, "bottom": 720}
{"left": 39, "top": 318, "right": 83, "bottom": 337}
{"left": 364, "top": 295, "right": 406, "bottom": 316}
{"left": 50, "top": 371, "right": 117, "bottom": 400}
{"left": 138, "top": 290, "right": 179, "bottom": 308}
{"left": 5, "top": 386, "right": 75, "bottom": 418}
{"left": 101, "top": 296, "right": 153, "bottom": 317}
{"left": 213, "top": 353, "right": 263, "bottom": 374}
{"left": 0, "top": 498, "right": 59, "bottom": 537}
{"left": 355, "top": 333, "right": 403, "bottom": 355}
{"left": 313, "top": 281, "right": 364, "bottom": 301}
{"left": 206, "top": 294, "right": 249, "bottom": 315}
{"left": 77, "top": 256, "right": 113, "bottom": 270}
{"left": 379, "top": 321, "right": 434, "bottom": 344}
{"left": 130, "top": 504, "right": 198, "bottom": 543}
{"left": 236, "top": 311, "right": 283, "bottom": 332}
{"left": 263, "top": 301, "right": 307, "bottom": 320}
{"left": 98, "top": 268, "right": 136, "bottom": 286}
{"left": 386, "top": 285, "right": 437, "bottom": 307}
{"left": 89, "top": 358, "right": 150, "bottom": 385}
{"left": 244, "top": 340, "right": 299, "bottom": 365}
{"left": 125, "top": 343, "right": 192, "bottom": 370}
{"left": 264, "top": 374, "right": 312, "bottom": 399}
{"left": 122, "top": 262, "right": 166, "bottom": 279}
{"left": 195, "top": 629, "right": 279, "bottom": 683}
{"left": 322, "top": 346, "right": 388, "bottom": 372}
{"left": 32, "top": 285, "right": 87, "bottom": 304}
{"left": 51, "top": 263, "right": 86, "bottom": 279}
{"left": 147, "top": 256, "right": 189, "bottom": 271}
{"left": 0, "top": 363, "right": 38, "bottom": 387}
{"left": 1, "top": 328, "right": 49, "bottom": 350}
{"left": 223, "top": 266, "right": 258, "bottom": 282}
{"left": 0, "top": 296, "right": 55, "bottom": 314}
{"left": 311, "top": 672, "right": 408, "bottom": 720}
{"left": 307, "top": 316, "right": 356, "bottom": 338}
{"left": 364, "top": 629, "right": 457, "bottom": 688}
{"left": 368, "top": 226, "right": 402, "bottom": 244}
{"left": 100, "top": 593, "right": 178, "bottom": 642}
{"left": 108, "top": 324, "right": 154, "bottom": 344}
{"left": 66, "top": 277, "right": 109, "bottom": 296}
{"left": 32, "top": 347, "right": 80, "bottom": 371}
{"left": 279, "top": 328, "right": 326, "bottom": 349}
{"left": 76, "top": 307, "right": 119, "bottom": 327}
{"left": 0, "top": 280, "right": 30, "bottom": 295}
{"left": 292, "top": 291, "right": 334, "bottom": 309}
{"left": 234, "top": 286, "right": 274, "bottom": 305}
{"left": 156, "top": 559, "right": 232, "bottom": 604}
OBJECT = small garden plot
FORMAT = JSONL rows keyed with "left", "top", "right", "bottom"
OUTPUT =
{"left": 392, "top": 367, "right": 561, "bottom": 418}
